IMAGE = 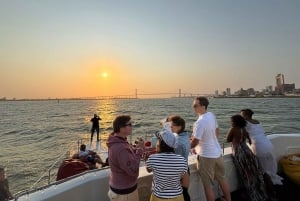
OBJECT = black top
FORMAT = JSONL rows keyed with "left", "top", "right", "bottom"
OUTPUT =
{"left": 91, "top": 116, "right": 101, "bottom": 128}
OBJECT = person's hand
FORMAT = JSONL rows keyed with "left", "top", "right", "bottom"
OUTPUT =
{"left": 143, "top": 151, "right": 150, "bottom": 161}
{"left": 135, "top": 137, "right": 145, "bottom": 149}
{"left": 131, "top": 143, "right": 137, "bottom": 149}
{"left": 191, "top": 148, "right": 197, "bottom": 155}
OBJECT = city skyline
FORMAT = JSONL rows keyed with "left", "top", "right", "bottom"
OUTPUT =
{"left": 1, "top": 1, "right": 300, "bottom": 99}
{"left": 2, "top": 72, "right": 297, "bottom": 100}
{"left": 217, "top": 73, "right": 298, "bottom": 96}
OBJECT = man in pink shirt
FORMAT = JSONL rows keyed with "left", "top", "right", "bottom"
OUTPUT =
{"left": 106, "top": 115, "right": 145, "bottom": 201}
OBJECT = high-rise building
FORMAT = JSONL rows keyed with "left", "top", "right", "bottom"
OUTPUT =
{"left": 275, "top": 73, "right": 295, "bottom": 94}
{"left": 276, "top": 73, "right": 284, "bottom": 86}
{"left": 226, "top": 88, "right": 231, "bottom": 96}
{"left": 275, "top": 74, "right": 285, "bottom": 94}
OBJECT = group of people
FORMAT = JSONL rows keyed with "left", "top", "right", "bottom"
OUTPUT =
{"left": 145, "top": 115, "right": 191, "bottom": 201}
{"left": 1, "top": 97, "right": 282, "bottom": 201}
{"left": 106, "top": 96, "right": 282, "bottom": 201}
{"left": 226, "top": 109, "right": 282, "bottom": 201}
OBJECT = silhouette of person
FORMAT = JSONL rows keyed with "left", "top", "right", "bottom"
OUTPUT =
{"left": 90, "top": 114, "right": 101, "bottom": 141}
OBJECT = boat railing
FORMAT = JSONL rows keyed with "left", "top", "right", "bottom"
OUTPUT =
{"left": 134, "top": 131, "right": 234, "bottom": 154}
{"left": 29, "top": 138, "right": 88, "bottom": 191}
{"left": 14, "top": 166, "right": 111, "bottom": 200}
{"left": 19, "top": 132, "right": 170, "bottom": 197}
{"left": 220, "top": 131, "right": 277, "bottom": 155}
{"left": 221, "top": 142, "right": 231, "bottom": 154}
{"left": 29, "top": 151, "right": 70, "bottom": 190}
{"left": 287, "top": 146, "right": 300, "bottom": 155}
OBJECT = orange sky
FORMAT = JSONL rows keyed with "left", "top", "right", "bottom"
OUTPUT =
{"left": 1, "top": 1, "right": 300, "bottom": 99}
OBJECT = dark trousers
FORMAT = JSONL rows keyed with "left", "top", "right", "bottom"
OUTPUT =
{"left": 182, "top": 166, "right": 191, "bottom": 201}
{"left": 182, "top": 186, "right": 191, "bottom": 201}
{"left": 91, "top": 127, "right": 100, "bottom": 141}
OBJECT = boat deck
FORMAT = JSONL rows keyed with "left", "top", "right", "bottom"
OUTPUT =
{"left": 227, "top": 173, "right": 300, "bottom": 201}
{"left": 14, "top": 134, "right": 300, "bottom": 201}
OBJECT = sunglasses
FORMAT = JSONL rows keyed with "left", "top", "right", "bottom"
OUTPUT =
{"left": 193, "top": 104, "right": 200, "bottom": 108}
{"left": 124, "top": 122, "right": 133, "bottom": 127}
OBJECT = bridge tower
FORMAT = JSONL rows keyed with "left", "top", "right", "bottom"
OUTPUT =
{"left": 135, "top": 89, "right": 138, "bottom": 99}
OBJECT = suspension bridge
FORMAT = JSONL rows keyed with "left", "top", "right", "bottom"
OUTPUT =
{"left": 82, "top": 89, "right": 213, "bottom": 100}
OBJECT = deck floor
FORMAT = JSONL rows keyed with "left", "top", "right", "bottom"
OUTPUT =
{"left": 217, "top": 173, "right": 300, "bottom": 201}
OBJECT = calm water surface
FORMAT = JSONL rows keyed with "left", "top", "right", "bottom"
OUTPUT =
{"left": 0, "top": 97, "right": 300, "bottom": 194}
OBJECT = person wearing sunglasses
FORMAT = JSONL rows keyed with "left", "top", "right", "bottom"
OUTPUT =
{"left": 106, "top": 115, "right": 145, "bottom": 201}
{"left": 190, "top": 96, "right": 231, "bottom": 201}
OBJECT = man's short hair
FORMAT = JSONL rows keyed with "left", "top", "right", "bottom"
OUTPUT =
{"left": 195, "top": 96, "right": 209, "bottom": 109}
{"left": 113, "top": 115, "right": 131, "bottom": 133}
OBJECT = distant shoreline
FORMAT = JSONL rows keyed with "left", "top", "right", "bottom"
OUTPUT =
{"left": 1, "top": 95, "right": 300, "bottom": 101}
{"left": 213, "top": 95, "right": 300, "bottom": 99}
{"left": 0, "top": 97, "right": 138, "bottom": 101}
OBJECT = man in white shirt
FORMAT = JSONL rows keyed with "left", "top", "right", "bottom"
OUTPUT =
{"left": 190, "top": 96, "right": 231, "bottom": 201}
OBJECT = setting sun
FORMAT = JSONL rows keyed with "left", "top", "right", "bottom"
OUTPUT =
{"left": 101, "top": 72, "right": 108, "bottom": 78}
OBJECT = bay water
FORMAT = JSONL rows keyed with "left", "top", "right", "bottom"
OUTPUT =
{"left": 1, "top": 97, "right": 300, "bottom": 194}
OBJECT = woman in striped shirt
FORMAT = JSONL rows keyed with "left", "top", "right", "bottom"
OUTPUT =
{"left": 145, "top": 129, "right": 189, "bottom": 201}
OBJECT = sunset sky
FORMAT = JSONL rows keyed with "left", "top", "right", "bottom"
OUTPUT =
{"left": 1, "top": 1, "right": 300, "bottom": 99}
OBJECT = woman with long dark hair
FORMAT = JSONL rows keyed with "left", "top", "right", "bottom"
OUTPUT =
{"left": 226, "top": 114, "right": 267, "bottom": 201}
